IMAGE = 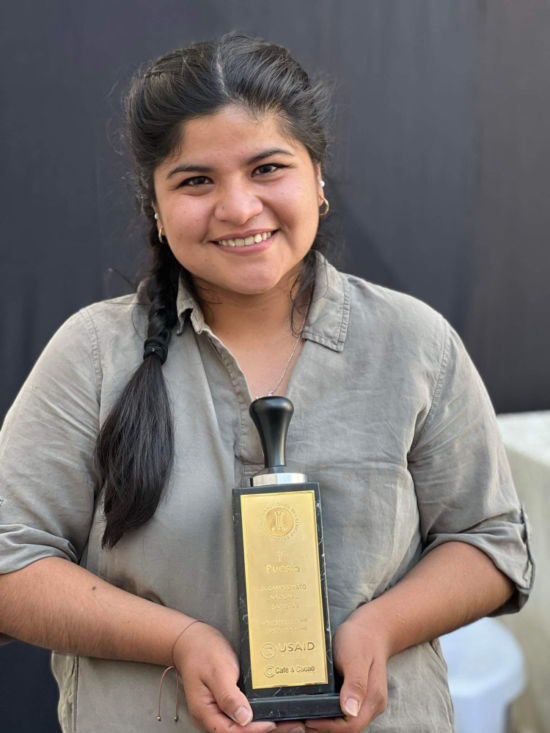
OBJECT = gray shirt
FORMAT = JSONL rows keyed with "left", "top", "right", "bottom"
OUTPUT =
{"left": 0, "top": 252, "right": 534, "bottom": 732}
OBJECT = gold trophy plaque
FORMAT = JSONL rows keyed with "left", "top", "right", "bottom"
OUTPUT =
{"left": 233, "top": 397, "right": 342, "bottom": 721}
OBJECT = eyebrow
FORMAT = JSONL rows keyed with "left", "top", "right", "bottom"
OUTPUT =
{"left": 166, "top": 148, "right": 295, "bottom": 179}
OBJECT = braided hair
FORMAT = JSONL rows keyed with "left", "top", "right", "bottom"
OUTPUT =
{"left": 95, "top": 31, "right": 336, "bottom": 548}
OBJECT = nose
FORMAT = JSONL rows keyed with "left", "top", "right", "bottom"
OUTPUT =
{"left": 214, "top": 179, "right": 264, "bottom": 224}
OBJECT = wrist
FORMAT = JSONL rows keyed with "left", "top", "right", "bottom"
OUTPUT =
{"left": 171, "top": 619, "right": 204, "bottom": 666}
{"left": 345, "top": 599, "right": 397, "bottom": 659}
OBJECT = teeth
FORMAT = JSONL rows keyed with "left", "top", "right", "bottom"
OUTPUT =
{"left": 217, "top": 231, "right": 274, "bottom": 247}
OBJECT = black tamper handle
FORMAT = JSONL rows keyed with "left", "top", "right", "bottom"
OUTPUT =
{"left": 249, "top": 396, "right": 294, "bottom": 472}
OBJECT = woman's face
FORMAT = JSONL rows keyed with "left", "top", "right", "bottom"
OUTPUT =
{"left": 152, "top": 105, "right": 324, "bottom": 297}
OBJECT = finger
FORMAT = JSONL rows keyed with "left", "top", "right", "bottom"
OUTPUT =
{"left": 304, "top": 716, "right": 348, "bottom": 733}
{"left": 195, "top": 692, "right": 277, "bottom": 733}
{"left": 355, "top": 657, "right": 388, "bottom": 727}
{"left": 275, "top": 721, "right": 307, "bottom": 733}
{"left": 203, "top": 663, "right": 255, "bottom": 727}
{"left": 304, "top": 687, "right": 365, "bottom": 730}
{"left": 338, "top": 663, "right": 370, "bottom": 720}
{"left": 207, "top": 710, "right": 277, "bottom": 733}
{"left": 307, "top": 658, "right": 388, "bottom": 733}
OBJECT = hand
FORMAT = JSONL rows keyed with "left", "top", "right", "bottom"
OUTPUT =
{"left": 174, "top": 622, "right": 277, "bottom": 733}
{"left": 304, "top": 614, "right": 390, "bottom": 733}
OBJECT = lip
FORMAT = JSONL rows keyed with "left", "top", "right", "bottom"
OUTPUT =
{"left": 210, "top": 228, "right": 277, "bottom": 242}
{"left": 212, "top": 230, "right": 278, "bottom": 255}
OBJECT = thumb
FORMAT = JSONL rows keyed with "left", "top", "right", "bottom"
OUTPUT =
{"left": 207, "top": 661, "right": 254, "bottom": 726}
{"left": 339, "top": 664, "right": 370, "bottom": 718}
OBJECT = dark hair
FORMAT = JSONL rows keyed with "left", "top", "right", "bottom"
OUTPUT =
{"left": 95, "top": 31, "right": 336, "bottom": 549}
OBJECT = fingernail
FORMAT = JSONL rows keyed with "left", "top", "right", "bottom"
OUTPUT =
{"left": 265, "top": 725, "right": 278, "bottom": 732}
{"left": 344, "top": 698, "right": 359, "bottom": 717}
{"left": 289, "top": 727, "right": 306, "bottom": 733}
{"left": 235, "top": 706, "right": 252, "bottom": 726}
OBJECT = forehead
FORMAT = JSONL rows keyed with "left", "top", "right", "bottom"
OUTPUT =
{"left": 158, "top": 106, "right": 306, "bottom": 172}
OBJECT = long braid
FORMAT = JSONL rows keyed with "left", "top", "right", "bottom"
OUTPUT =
{"left": 95, "top": 227, "right": 181, "bottom": 549}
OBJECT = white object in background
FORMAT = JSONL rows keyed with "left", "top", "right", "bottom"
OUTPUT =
{"left": 440, "top": 617, "right": 526, "bottom": 733}
{"left": 496, "top": 410, "right": 549, "bottom": 733}
{"left": 497, "top": 410, "right": 550, "bottom": 468}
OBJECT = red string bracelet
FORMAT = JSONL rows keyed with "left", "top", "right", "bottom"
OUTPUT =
{"left": 157, "top": 620, "right": 203, "bottom": 723}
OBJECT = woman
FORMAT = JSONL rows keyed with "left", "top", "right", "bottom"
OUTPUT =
{"left": 0, "top": 32, "right": 534, "bottom": 733}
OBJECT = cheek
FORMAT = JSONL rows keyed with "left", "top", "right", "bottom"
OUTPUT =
{"left": 168, "top": 240, "right": 214, "bottom": 279}
{"left": 162, "top": 204, "right": 210, "bottom": 269}
{"left": 276, "top": 184, "right": 318, "bottom": 227}
{"left": 168, "top": 200, "right": 209, "bottom": 235}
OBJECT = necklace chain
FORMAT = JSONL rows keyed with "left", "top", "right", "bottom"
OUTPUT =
{"left": 255, "top": 295, "right": 312, "bottom": 400}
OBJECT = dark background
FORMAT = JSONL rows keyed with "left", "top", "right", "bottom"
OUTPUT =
{"left": 1, "top": 1, "right": 549, "bottom": 731}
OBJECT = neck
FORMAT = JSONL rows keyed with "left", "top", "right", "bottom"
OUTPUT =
{"left": 194, "top": 264, "right": 310, "bottom": 345}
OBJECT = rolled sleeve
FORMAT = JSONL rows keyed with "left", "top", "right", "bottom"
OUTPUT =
{"left": 408, "top": 319, "right": 535, "bottom": 615}
{"left": 0, "top": 310, "right": 100, "bottom": 577}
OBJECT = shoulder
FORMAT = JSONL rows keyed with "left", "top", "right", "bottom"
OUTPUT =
{"left": 36, "top": 285, "right": 150, "bottom": 397}
{"left": 51, "top": 283, "right": 149, "bottom": 344}
{"left": 81, "top": 284, "right": 149, "bottom": 341}
{"left": 75, "top": 284, "right": 150, "bottom": 357}
{"left": 342, "top": 271, "right": 448, "bottom": 359}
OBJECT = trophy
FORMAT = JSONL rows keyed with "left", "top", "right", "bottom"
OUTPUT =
{"left": 232, "top": 396, "right": 343, "bottom": 721}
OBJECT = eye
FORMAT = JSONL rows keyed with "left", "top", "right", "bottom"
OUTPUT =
{"left": 254, "top": 163, "right": 288, "bottom": 176}
{"left": 178, "top": 175, "right": 211, "bottom": 188}
{"left": 177, "top": 163, "right": 288, "bottom": 188}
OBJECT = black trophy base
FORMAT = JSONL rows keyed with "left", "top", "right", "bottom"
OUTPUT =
{"left": 251, "top": 693, "right": 343, "bottom": 721}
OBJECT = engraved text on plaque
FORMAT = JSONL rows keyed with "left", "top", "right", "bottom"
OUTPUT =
{"left": 241, "top": 490, "right": 328, "bottom": 689}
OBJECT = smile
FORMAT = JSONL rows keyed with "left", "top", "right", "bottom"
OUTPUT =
{"left": 212, "top": 230, "right": 279, "bottom": 255}
{"left": 214, "top": 230, "right": 277, "bottom": 248}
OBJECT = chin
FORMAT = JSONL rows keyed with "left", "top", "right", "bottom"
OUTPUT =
{"left": 225, "top": 278, "right": 281, "bottom": 296}
{"left": 219, "top": 263, "right": 294, "bottom": 295}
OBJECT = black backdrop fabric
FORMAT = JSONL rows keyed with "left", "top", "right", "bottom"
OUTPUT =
{"left": 1, "top": 1, "right": 549, "bottom": 731}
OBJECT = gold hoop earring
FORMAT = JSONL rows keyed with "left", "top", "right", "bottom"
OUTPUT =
{"left": 319, "top": 197, "right": 330, "bottom": 217}
{"left": 158, "top": 225, "right": 167, "bottom": 244}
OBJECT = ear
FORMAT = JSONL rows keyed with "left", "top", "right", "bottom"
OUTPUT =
{"left": 314, "top": 162, "right": 322, "bottom": 184}
{"left": 314, "top": 164, "right": 324, "bottom": 202}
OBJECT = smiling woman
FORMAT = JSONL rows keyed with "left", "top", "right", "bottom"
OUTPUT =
{"left": 0, "top": 30, "right": 534, "bottom": 733}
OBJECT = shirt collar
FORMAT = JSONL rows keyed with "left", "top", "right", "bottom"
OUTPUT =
{"left": 175, "top": 250, "right": 350, "bottom": 352}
